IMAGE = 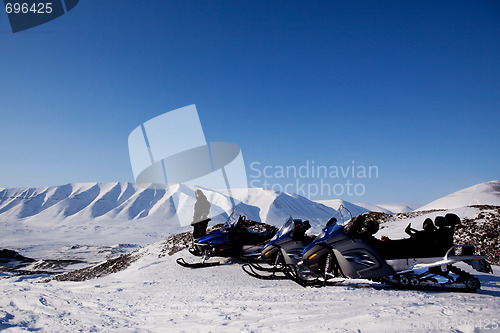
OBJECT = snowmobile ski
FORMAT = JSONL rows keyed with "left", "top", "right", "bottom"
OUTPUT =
{"left": 241, "top": 263, "right": 290, "bottom": 280}
{"left": 241, "top": 261, "right": 279, "bottom": 272}
{"left": 282, "top": 263, "right": 345, "bottom": 288}
{"left": 176, "top": 257, "right": 221, "bottom": 268}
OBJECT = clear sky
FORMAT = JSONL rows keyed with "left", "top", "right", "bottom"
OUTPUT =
{"left": 0, "top": 0, "right": 499, "bottom": 207}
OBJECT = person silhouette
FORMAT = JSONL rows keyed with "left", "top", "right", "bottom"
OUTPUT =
{"left": 191, "top": 189, "right": 211, "bottom": 239}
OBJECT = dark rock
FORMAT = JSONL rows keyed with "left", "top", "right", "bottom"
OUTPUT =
{"left": 0, "top": 249, "right": 35, "bottom": 263}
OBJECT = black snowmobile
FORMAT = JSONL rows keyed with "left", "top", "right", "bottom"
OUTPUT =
{"left": 301, "top": 206, "right": 492, "bottom": 292}
{"left": 241, "top": 216, "right": 323, "bottom": 285}
{"left": 177, "top": 215, "right": 277, "bottom": 268}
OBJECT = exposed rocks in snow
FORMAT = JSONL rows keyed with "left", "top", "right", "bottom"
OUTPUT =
{"left": 49, "top": 251, "right": 143, "bottom": 282}
{"left": 393, "top": 209, "right": 446, "bottom": 219}
{"left": 236, "top": 219, "right": 279, "bottom": 234}
{"left": 0, "top": 249, "right": 34, "bottom": 264}
{"left": 0, "top": 249, "right": 36, "bottom": 275}
{"left": 454, "top": 206, "right": 500, "bottom": 265}
{"left": 360, "top": 210, "right": 447, "bottom": 229}
{"left": 0, "top": 249, "right": 88, "bottom": 277}
{"left": 158, "top": 231, "right": 193, "bottom": 257}
{"left": 361, "top": 212, "right": 393, "bottom": 225}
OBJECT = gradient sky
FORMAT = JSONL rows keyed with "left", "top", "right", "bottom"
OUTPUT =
{"left": 0, "top": 0, "right": 499, "bottom": 206}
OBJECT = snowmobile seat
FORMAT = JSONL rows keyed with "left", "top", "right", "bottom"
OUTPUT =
{"left": 301, "top": 234, "right": 316, "bottom": 246}
{"left": 345, "top": 214, "right": 365, "bottom": 238}
{"left": 350, "top": 214, "right": 461, "bottom": 260}
{"left": 239, "top": 227, "right": 275, "bottom": 246}
{"left": 445, "top": 213, "right": 460, "bottom": 226}
{"left": 422, "top": 218, "right": 436, "bottom": 232}
{"left": 291, "top": 220, "right": 311, "bottom": 241}
{"left": 345, "top": 215, "right": 379, "bottom": 239}
{"left": 434, "top": 216, "right": 445, "bottom": 227}
{"left": 368, "top": 237, "right": 418, "bottom": 259}
{"left": 433, "top": 214, "right": 459, "bottom": 253}
{"left": 435, "top": 214, "right": 459, "bottom": 228}
{"left": 368, "top": 216, "right": 456, "bottom": 260}
{"left": 365, "top": 220, "right": 379, "bottom": 235}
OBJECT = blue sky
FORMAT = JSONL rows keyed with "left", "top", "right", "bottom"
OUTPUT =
{"left": 0, "top": 0, "right": 499, "bottom": 206}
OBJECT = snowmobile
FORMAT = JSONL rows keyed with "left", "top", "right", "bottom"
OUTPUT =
{"left": 242, "top": 209, "right": 354, "bottom": 287}
{"left": 176, "top": 214, "right": 277, "bottom": 268}
{"left": 301, "top": 206, "right": 492, "bottom": 292}
{"left": 241, "top": 216, "right": 325, "bottom": 285}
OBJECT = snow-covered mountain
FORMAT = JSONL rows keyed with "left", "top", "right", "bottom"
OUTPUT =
{"left": 0, "top": 183, "right": 336, "bottom": 251}
{"left": 416, "top": 181, "right": 500, "bottom": 211}
{"left": 0, "top": 183, "right": 335, "bottom": 224}
{"left": 374, "top": 203, "right": 414, "bottom": 213}
{"left": 316, "top": 199, "right": 413, "bottom": 216}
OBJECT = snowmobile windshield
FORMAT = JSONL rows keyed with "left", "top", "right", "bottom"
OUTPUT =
{"left": 271, "top": 217, "right": 295, "bottom": 241}
{"left": 220, "top": 222, "right": 233, "bottom": 231}
{"left": 218, "top": 210, "right": 238, "bottom": 231}
{"left": 315, "top": 205, "right": 352, "bottom": 240}
{"left": 219, "top": 211, "right": 241, "bottom": 232}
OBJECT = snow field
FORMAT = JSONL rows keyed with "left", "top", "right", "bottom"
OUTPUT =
{"left": 1, "top": 242, "right": 499, "bottom": 332}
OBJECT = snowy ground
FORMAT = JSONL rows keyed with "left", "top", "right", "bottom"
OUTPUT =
{"left": 1, "top": 241, "right": 499, "bottom": 332}
{"left": 1, "top": 182, "right": 499, "bottom": 332}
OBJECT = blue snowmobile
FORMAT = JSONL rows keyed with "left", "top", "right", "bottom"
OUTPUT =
{"left": 177, "top": 214, "right": 277, "bottom": 268}
{"left": 242, "top": 212, "right": 347, "bottom": 287}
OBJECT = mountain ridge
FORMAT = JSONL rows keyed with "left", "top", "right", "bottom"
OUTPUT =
{"left": 0, "top": 182, "right": 337, "bottom": 249}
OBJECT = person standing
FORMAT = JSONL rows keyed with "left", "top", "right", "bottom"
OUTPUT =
{"left": 191, "top": 189, "right": 211, "bottom": 239}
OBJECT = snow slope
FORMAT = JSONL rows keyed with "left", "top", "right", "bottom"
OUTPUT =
{"left": 375, "top": 203, "right": 414, "bottom": 213}
{"left": 417, "top": 181, "right": 500, "bottom": 211}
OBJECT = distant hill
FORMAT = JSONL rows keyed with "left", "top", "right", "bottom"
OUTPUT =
{"left": 416, "top": 181, "right": 500, "bottom": 211}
